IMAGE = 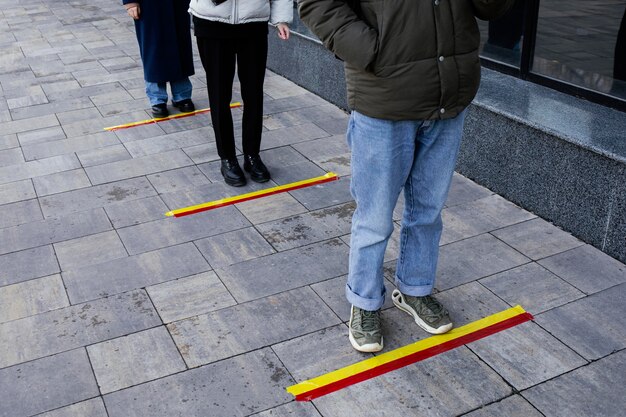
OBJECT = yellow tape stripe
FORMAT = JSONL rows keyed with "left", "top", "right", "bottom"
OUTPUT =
{"left": 165, "top": 172, "right": 339, "bottom": 217}
{"left": 287, "top": 305, "right": 527, "bottom": 396}
{"left": 103, "top": 102, "right": 242, "bottom": 131}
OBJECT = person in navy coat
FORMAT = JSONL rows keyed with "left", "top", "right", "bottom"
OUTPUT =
{"left": 123, "top": 0, "right": 195, "bottom": 117}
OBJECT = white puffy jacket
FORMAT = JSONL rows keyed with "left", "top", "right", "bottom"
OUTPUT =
{"left": 189, "top": 0, "right": 293, "bottom": 25}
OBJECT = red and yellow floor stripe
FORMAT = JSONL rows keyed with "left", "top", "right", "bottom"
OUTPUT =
{"left": 165, "top": 172, "right": 339, "bottom": 217}
{"left": 103, "top": 102, "right": 242, "bottom": 131}
{"left": 287, "top": 305, "right": 533, "bottom": 402}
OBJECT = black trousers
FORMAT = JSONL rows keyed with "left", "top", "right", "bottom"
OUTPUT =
{"left": 197, "top": 35, "right": 268, "bottom": 160}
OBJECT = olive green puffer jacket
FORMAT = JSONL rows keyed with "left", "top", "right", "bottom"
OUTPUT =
{"left": 298, "top": 0, "right": 513, "bottom": 121}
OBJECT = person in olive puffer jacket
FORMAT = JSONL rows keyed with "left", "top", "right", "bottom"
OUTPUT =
{"left": 299, "top": 0, "right": 513, "bottom": 353}
{"left": 189, "top": 0, "right": 292, "bottom": 187}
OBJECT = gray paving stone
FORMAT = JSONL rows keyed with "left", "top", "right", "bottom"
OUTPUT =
{"left": 35, "top": 398, "right": 108, "bottom": 417}
{"left": 62, "top": 110, "right": 147, "bottom": 138}
{"left": 104, "top": 348, "right": 294, "bottom": 417}
{"left": 258, "top": 211, "right": 347, "bottom": 252}
{"left": 272, "top": 324, "right": 367, "bottom": 384}
{"left": 85, "top": 149, "right": 193, "bottom": 185}
{"left": 182, "top": 142, "right": 221, "bottom": 164}
{"left": 0, "top": 274, "right": 68, "bottom": 323}
{"left": 289, "top": 175, "right": 353, "bottom": 211}
{"left": 22, "top": 131, "right": 116, "bottom": 161}
{"left": 236, "top": 192, "right": 308, "bottom": 224}
{"left": 39, "top": 177, "right": 156, "bottom": 218}
{"left": 158, "top": 112, "right": 213, "bottom": 134}
{"left": 168, "top": 287, "right": 340, "bottom": 367}
{"left": 445, "top": 173, "right": 494, "bottom": 207}
{"left": 77, "top": 144, "right": 132, "bottom": 167}
{"left": 5, "top": 85, "right": 48, "bottom": 109}
{"left": 0, "top": 147, "right": 24, "bottom": 167}
{"left": 249, "top": 402, "right": 322, "bottom": 417}
{"left": 195, "top": 227, "right": 275, "bottom": 269}
{"left": 114, "top": 123, "right": 166, "bottom": 143}
{"left": 312, "top": 116, "right": 349, "bottom": 136}
{"left": 16, "top": 126, "right": 66, "bottom": 146}
{"left": 311, "top": 275, "right": 396, "bottom": 322}
{"left": 147, "top": 166, "right": 211, "bottom": 194}
{"left": 464, "top": 395, "right": 543, "bottom": 417}
{"left": 0, "top": 289, "right": 160, "bottom": 369}
{"left": 441, "top": 194, "right": 536, "bottom": 245}
{"left": 0, "top": 198, "right": 42, "bottom": 229}
{"left": 0, "top": 179, "right": 36, "bottom": 206}
{"left": 89, "top": 89, "right": 135, "bottom": 107}
{"left": 262, "top": 147, "right": 327, "bottom": 185}
{"left": 262, "top": 109, "right": 313, "bottom": 131}
{"left": 63, "top": 242, "right": 210, "bottom": 304}
{"left": 104, "top": 195, "right": 169, "bottom": 228}
{"left": 259, "top": 123, "right": 329, "bottom": 150}
{"left": 0, "top": 134, "right": 18, "bottom": 150}
{"left": 534, "top": 283, "right": 626, "bottom": 361}
{"left": 54, "top": 231, "right": 127, "bottom": 271}
{"left": 469, "top": 321, "right": 586, "bottom": 390}
{"left": 88, "top": 326, "right": 186, "bottom": 394}
{"left": 292, "top": 135, "right": 351, "bottom": 176}
{"left": 0, "top": 113, "right": 58, "bottom": 135}
{"left": 523, "top": 349, "right": 626, "bottom": 417}
{"left": 0, "top": 349, "right": 99, "bottom": 417}
{"left": 147, "top": 271, "right": 236, "bottom": 323}
{"left": 33, "top": 168, "right": 91, "bottom": 197}
{"left": 124, "top": 127, "right": 213, "bottom": 158}
{"left": 0, "top": 208, "right": 111, "bottom": 256}
{"left": 118, "top": 206, "right": 250, "bottom": 255}
{"left": 313, "top": 347, "right": 511, "bottom": 417}
{"left": 11, "top": 96, "right": 94, "bottom": 121}
{"left": 216, "top": 238, "right": 349, "bottom": 302}
{"left": 437, "top": 234, "right": 531, "bottom": 291}
{"left": 479, "top": 263, "right": 585, "bottom": 314}
{"left": 492, "top": 218, "right": 585, "bottom": 260}
{"left": 538, "top": 244, "right": 626, "bottom": 294}
{"left": 0, "top": 153, "right": 80, "bottom": 185}
{"left": 0, "top": 245, "right": 59, "bottom": 287}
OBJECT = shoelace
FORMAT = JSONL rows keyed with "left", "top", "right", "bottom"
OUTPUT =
{"left": 414, "top": 295, "right": 446, "bottom": 321}
{"left": 357, "top": 309, "right": 381, "bottom": 332}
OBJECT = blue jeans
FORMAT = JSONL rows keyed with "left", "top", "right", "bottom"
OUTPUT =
{"left": 145, "top": 78, "right": 193, "bottom": 106}
{"left": 346, "top": 109, "right": 467, "bottom": 311}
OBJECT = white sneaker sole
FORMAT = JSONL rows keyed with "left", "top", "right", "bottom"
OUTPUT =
{"left": 392, "top": 289, "right": 453, "bottom": 335}
{"left": 349, "top": 331, "right": 383, "bottom": 353}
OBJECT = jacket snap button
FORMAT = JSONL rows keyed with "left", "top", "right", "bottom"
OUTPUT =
{"left": 439, "top": 56, "right": 444, "bottom": 62}
{"left": 440, "top": 108, "right": 446, "bottom": 114}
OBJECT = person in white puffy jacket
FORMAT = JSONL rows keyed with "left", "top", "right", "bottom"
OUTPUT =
{"left": 189, "top": 0, "right": 293, "bottom": 186}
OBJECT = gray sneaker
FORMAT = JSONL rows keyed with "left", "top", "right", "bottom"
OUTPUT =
{"left": 392, "top": 289, "right": 453, "bottom": 334}
{"left": 349, "top": 305, "right": 383, "bottom": 352}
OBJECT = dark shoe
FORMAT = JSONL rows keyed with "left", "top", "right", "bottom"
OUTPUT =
{"left": 151, "top": 103, "right": 169, "bottom": 118}
{"left": 220, "top": 159, "right": 246, "bottom": 187}
{"left": 243, "top": 154, "right": 270, "bottom": 183}
{"left": 172, "top": 99, "right": 195, "bottom": 113}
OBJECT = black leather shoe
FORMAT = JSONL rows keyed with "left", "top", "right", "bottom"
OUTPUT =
{"left": 220, "top": 159, "right": 246, "bottom": 187}
{"left": 172, "top": 99, "right": 195, "bottom": 113}
{"left": 243, "top": 154, "right": 270, "bottom": 183}
{"left": 151, "top": 103, "right": 169, "bottom": 118}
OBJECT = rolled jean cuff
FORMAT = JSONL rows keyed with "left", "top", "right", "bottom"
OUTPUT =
{"left": 346, "top": 284, "right": 386, "bottom": 311}
{"left": 394, "top": 278, "right": 434, "bottom": 297}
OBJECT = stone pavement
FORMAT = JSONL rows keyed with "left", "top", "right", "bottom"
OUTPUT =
{"left": 1, "top": 1, "right": 626, "bottom": 417}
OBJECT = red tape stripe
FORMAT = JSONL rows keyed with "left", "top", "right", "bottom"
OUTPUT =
{"left": 294, "top": 312, "right": 533, "bottom": 401}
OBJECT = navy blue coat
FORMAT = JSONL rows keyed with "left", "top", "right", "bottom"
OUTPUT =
{"left": 123, "top": 0, "right": 195, "bottom": 83}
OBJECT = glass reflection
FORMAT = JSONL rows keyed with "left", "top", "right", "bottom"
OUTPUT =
{"left": 533, "top": 0, "right": 626, "bottom": 99}
{"left": 480, "top": 0, "right": 525, "bottom": 66}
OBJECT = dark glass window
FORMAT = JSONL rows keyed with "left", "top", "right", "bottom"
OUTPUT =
{"left": 479, "top": 0, "right": 526, "bottom": 68}
{"left": 532, "top": 1, "right": 626, "bottom": 99}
